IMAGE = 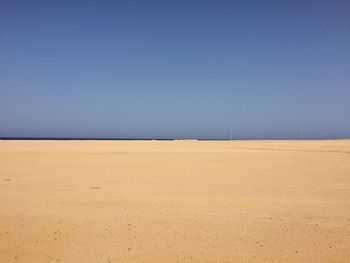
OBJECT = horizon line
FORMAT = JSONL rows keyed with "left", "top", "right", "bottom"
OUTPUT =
{"left": 0, "top": 137, "right": 349, "bottom": 141}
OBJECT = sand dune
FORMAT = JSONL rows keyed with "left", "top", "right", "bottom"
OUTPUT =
{"left": 1, "top": 140, "right": 349, "bottom": 262}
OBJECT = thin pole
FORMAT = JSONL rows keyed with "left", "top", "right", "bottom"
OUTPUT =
{"left": 300, "top": 122, "right": 304, "bottom": 140}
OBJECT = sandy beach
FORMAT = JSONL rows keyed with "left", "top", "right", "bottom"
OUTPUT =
{"left": 0, "top": 140, "right": 349, "bottom": 263}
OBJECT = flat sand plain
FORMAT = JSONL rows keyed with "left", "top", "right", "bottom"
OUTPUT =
{"left": 0, "top": 140, "right": 350, "bottom": 263}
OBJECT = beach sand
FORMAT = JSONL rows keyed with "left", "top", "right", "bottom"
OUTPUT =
{"left": 0, "top": 140, "right": 349, "bottom": 262}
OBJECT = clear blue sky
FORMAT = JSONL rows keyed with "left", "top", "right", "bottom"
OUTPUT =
{"left": 1, "top": 0, "right": 349, "bottom": 139}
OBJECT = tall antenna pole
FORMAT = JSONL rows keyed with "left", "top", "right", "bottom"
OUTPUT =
{"left": 300, "top": 121, "right": 304, "bottom": 140}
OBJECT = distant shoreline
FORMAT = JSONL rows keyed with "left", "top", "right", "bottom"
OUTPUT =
{"left": 0, "top": 137, "right": 349, "bottom": 141}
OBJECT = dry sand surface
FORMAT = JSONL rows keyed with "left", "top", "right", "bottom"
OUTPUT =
{"left": 0, "top": 140, "right": 350, "bottom": 263}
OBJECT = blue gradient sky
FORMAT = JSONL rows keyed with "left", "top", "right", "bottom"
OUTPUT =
{"left": 1, "top": 0, "right": 349, "bottom": 139}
